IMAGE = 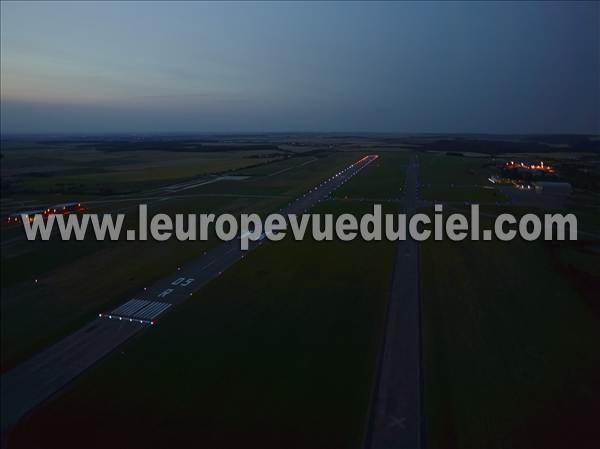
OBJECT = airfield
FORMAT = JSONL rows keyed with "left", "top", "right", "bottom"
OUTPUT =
{"left": 1, "top": 135, "right": 599, "bottom": 448}
{"left": 1, "top": 153, "right": 380, "bottom": 434}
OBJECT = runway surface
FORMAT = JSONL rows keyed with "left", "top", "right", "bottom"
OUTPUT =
{"left": 365, "top": 156, "right": 422, "bottom": 449}
{"left": 0, "top": 155, "right": 378, "bottom": 434}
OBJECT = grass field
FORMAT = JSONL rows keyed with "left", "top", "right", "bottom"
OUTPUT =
{"left": 1, "top": 147, "right": 287, "bottom": 194}
{"left": 420, "top": 223, "right": 600, "bottom": 448}
{"left": 421, "top": 184, "right": 504, "bottom": 203}
{"left": 190, "top": 151, "right": 364, "bottom": 196}
{"left": 418, "top": 152, "right": 506, "bottom": 203}
{"left": 6, "top": 140, "right": 598, "bottom": 448}
{"left": 0, "top": 150, "right": 370, "bottom": 370}
{"left": 334, "top": 151, "right": 409, "bottom": 200}
{"left": 0, "top": 195, "right": 289, "bottom": 371}
{"left": 235, "top": 155, "right": 315, "bottom": 176}
{"left": 8, "top": 201, "right": 398, "bottom": 449}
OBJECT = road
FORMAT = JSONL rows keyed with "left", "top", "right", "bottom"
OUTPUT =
{"left": 365, "top": 156, "right": 422, "bottom": 449}
{"left": 0, "top": 155, "right": 378, "bottom": 435}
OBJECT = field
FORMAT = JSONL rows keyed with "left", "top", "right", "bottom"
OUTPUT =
{"left": 1, "top": 145, "right": 365, "bottom": 370}
{"left": 418, "top": 152, "right": 507, "bottom": 203}
{"left": 420, "top": 231, "right": 600, "bottom": 449}
{"left": 8, "top": 201, "right": 399, "bottom": 449}
{"left": 416, "top": 152, "right": 600, "bottom": 448}
{"left": 0, "top": 195, "right": 284, "bottom": 370}
{"left": 2, "top": 135, "right": 599, "bottom": 448}
{"left": 1, "top": 145, "right": 287, "bottom": 195}
{"left": 188, "top": 151, "right": 363, "bottom": 196}
{"left": 334, "top": 151, "right": 409, "bottom": 200}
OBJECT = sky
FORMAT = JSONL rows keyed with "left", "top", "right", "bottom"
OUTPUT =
{"left": 1, "top": 1, "right": 598, "bottom": 134}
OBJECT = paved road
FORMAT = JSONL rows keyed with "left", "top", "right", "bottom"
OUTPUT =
{"left": 366, "top": 156, "right": 422, "bottom": 449}
{"left": 0, "top": 155, "right": 378, "bottom": 435}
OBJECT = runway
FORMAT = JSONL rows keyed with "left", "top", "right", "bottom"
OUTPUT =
{"left": 365, "top": 156, "right": 422, "bottom": 449}
{"left": 0, "top": 154, "right": 378, "bottom": 435}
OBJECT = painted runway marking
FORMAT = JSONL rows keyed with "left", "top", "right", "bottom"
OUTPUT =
{"left": 100, "top": 299, "right": 172, "bottom": 324}
{"left": 199, "top": 259, "right": 217, "bottom": 271}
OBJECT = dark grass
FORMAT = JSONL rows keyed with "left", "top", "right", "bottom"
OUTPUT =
{"left": 8, "top": 202, "right": 397, "bottom": 449}
{"left": 420, "top": 226, "right": 600, "bottom": 448}
{"left": 334, "top": 151, "right": 409, "bottom": 200}
{"left": 1, "top": 151, "right": 367, "bottom": 369}
{"left": 235, "top": 155, "right": 314, "bottom": 176}
{"left": 0, "top": 195, "right": 283, "bottom": 370}
{"left": 191, "top": 151, "right": 363, "bottom": 197}
{"left": 418, "top": 152, "right": 507, "bottom": 203}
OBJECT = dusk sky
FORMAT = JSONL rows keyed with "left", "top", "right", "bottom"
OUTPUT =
{"left": 1, "top": 1, "right": 598, "bottom": 134}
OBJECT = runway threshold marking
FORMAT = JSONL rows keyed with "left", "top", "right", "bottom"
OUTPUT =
{"left": 99, "top": 299, "right": 172, "bottom": 325}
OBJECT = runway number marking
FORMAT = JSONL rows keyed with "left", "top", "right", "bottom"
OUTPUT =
{"left": 157, "top": 288, "right": 174, "bottom": 298}
{"left": 157, "top": 278, "right": 195, "bottom": 298}
{"left": 171, "top": 277, "right": 195, "bottom": 287}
